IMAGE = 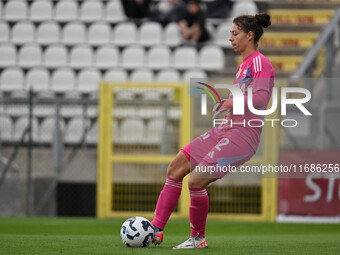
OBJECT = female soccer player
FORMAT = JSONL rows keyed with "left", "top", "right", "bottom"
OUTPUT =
{"left": 151, "top": 13, "right": 274, "bottom": 249}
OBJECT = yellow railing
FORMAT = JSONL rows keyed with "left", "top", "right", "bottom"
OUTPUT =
{"left": 97, "top": 82, "right": 279, "bottom": 221}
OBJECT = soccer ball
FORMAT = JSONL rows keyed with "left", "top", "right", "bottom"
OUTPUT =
{"left": 120, "top": 216, "right": 154, "bottom": 248}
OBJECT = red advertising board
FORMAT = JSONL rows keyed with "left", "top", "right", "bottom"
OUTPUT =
{"left": 278, "top": 150, "right": 340, "bottom": 216}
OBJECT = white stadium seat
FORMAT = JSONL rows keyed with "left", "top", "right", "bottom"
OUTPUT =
{"left": 106, "top": 0, "right": 125, "bottom": 23}
{"left": 199, "top": 45, "right": 224, "bottom": 71}
{"left": 0, "top": 21, "right": 10, "bottom": 43}
{"left": 156, "top": 69, "right": 181, "bottom": 83}
{"left": 112, "top": 22, "right": 137, "bottom": 46}
{"left": 14, "top": 116, "right": 39, "bottom": 142}
{"left": 37, "top": 21, "right": 60, "bottom": 45}
{"left": 119, "top": 119, "right": 145, "bottom": 144}
{"left": 55, "top": 0, "right": 78, "bottom": 22}
{"left": 80, "top": 0, "right": 103, "bottom": 22}
{"left": 147, "top": 46, "right": 171, "bottom": 70}
{"left": 182, "top": 69, "right": 207, "bottom": 83}
{"left": 60, "top": 92, "right": 83, "bottom": 117}
{"left": 0, "top": 67, "right": 24, "bottom": 91}
{"left": 0, "top": 44, "right": 16, "bottom": 68}
{"left": 62, "top": 22, "right": 86, "bottom": 46}
{"left": 130, "top": 68, "right": 154, "bottom": 83}
{"left": 230, "top": 1, "right": 258, "bottom": 19}
{"left": 139, "top": 22, "right": 163, "bottom": 46}
{"left": 164, "top": 23, "right": 181, "bottom": 46}
{"left": 51, "top": 68, "right": 76, "bottom": 92}
{"left": 12, "top": 21, "right": 35, "bottom": 45}
{"left": 121, "top": 45, "right": 145, "bottom": 69}
{"left": 216, "top": 22, "right": 233, "bottom": 48}
{"left": 26, "top": 67, "right": 50, "bottom": 91}
{"left": 173, "top": 47, "right": 198, "bottom": 70}
{"left": 88, "top": 22, "right": 111, "bottom": 45}
{"left": 95, "top": 45, "right": 119, "bottom": 69}
{"left": 104, "top": 68, "right": 128, "bottom": 83}
{"left": 18, "top": 43, "right": 42, "bottom": 68}
{"left": 86, "top": 121, "right": 98, "bottom": 145}
{"left": 29, "top": 0, "right": 53, "bottom": 22}
{"left": 65, "top": 117, "right": 91, "bottom": 144}
{"left": 44, "top": 44, "right": 68, "bottom": 68}
{"left": 146, "top": 119, "right": 167, "bottom": 145}
{"left": 0, "top": 116, "right": 13, "bottom": 142}
{"left": 77, "top": 68, "right": 102, "bottom": 92}
{"left": 39, "top": 117, "right": 65, "bottom": 143}
{"left": 4, "top": 0, "right": 27, "bottom": 21}
{"left": 69, "top": 45, "right": 93, "bottom": 69}
{"left": 6, "top": 91, "right": 29, "bottom": 116}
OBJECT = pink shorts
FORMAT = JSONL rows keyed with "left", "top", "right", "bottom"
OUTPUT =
{"left": 181, "top": 127, "right": 256, "bottom": 179}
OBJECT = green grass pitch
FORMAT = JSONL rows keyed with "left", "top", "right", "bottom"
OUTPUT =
{"left": 0, "top": 217, "right": 339, "bottom": 255}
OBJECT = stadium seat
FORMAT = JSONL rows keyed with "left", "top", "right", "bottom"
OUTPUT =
{"left": 44, "top": 44, "right": 68, "bottom": 68}
{"left": 86, "top": 121, "right": 98, "bottom": 145}
{"left": 60, "top": 92, "right": 83, "bottom": 118}
{"left": 119, "top": 119, "right": 145, "bottom": 144}
{"left": 69, "top": 45, "right": 93, "bottom": 69}
{"left": 88, "top": 22, "right": 111, "bottom": 45}
{"left": 0, "top": 21, "right": 10, "bottom": 43}
{"left": 11, "top": 21, "right": 35, "bottom": 45}
{"left": 51, "top": 68, "right": 76, "bottom": 92}
{"left": 145, "top": 119, "right": 167, "bottom": 145}
{"left": 199, "top": 45, "right": 224, "bottom": 71}
{"left": 4, "top": 0, "right": 27, "bottom": 21}
{"left": 0, "top": 116, "right": 13, "bottom": 142}
{"left": 37, "top": 21, "right": 60, "bottom": 45}
{"left": 77, "top": 68, "right": 102, "bottom": 92}
{"left": 0, "top": 43, "right": 16, "bottom": 68}
{"left": 130, "top": 68, "right": 155, "bottom": 83}
{"left": 182, "top": 69, "right": 207, "bottom": 83}
{"left": 55, "top": 0, "right": 78, "bottom": 22}
{"left": 62, "top": 22, "right": 86, "bottom": 46}
{"left": 39, "top": 117, "right": 65, "bottom": 144}
{"left": 147, "top": 45, "right": 171, "bottom": 70}
{"left": 25, "top": 67, "right": 50, "bottom": 91}
{"left": 80, "top": 0, "right": 103, "bottom": 22}
{"left": 121, "top": 45, "right": 145, "bottom": 69}
{"left": 173, "top": 47, "right": 198, "bottom": 70}
{"left": 104, "top": 68, "right": 128, "bottom": 83}
{"left": 95, "top": 45, "right": 119, "bottom": 69}
{"left": 6, "top": 90, "right": 29, "bottom": 116}
{"left": 139, "top": 22, "right": 163, "bottom": 46}
{"left": 13, "top": 116, "right": 39, "bottom": 142}
{"left": 112, "top": 22, "right": 137, "bottom": 46}
{"left": 106, "top": 0, "right": 125, "bottom": 23}
{"left": 230, "top": 0, "right": 258, "bottom": 19}
{"left": 156, "top": 69, "right": 181, "bottom": 83}
{"left": 164, "top": 23, "right": 181, "bottom": 46}
{"left": 0, "top": 67, "right": 25, "bottom": 91}
{"left": 64, "top": 117, "right": 91, "bottom": 144}
{"left": 29, "top": 0, "right": 53, "bottom": 22}
{"left": 18, "top": 43, "right": 42, "bottom": 68}
{"left": 216, "top": 22, "right": 233, "bottom": 48}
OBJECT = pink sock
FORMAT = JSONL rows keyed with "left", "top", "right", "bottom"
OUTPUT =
{"left": 151, "top": 176, "right": 182, "bottom": 230}
{"left": 189, "top": 187, "right": 209, "bottom": 238}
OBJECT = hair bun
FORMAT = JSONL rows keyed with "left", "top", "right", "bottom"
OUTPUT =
{"left": 255, "top": 13, "right": 271, "bottom": 28}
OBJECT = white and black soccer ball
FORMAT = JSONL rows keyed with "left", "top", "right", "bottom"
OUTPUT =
{"left": 120, "top": 216, "right": 154, "bottom": 248}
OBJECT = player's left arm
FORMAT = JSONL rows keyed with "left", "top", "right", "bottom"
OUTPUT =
{"left": 244, "top": 57, "right": 274, "bottom": 110}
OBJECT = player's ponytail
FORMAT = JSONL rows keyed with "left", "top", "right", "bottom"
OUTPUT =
{"left": 255, "top": 13, "right": 271, "bottom": 28}
{"left": 233, "top": 13, "right": 271, "bottom": 47}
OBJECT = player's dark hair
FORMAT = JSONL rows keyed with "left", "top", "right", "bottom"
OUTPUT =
{"left": 233, "top": 13, "right": 271, "bottom": 46}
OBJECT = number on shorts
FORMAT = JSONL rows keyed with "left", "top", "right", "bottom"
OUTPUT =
{"left": 215, "top": 138, "right": 229, "bottom": 151}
